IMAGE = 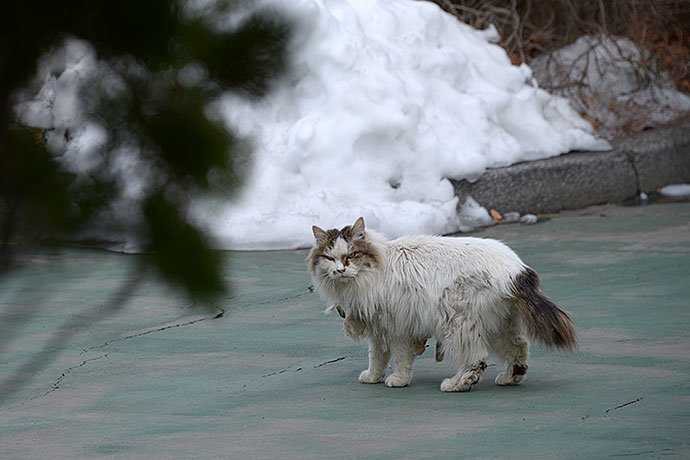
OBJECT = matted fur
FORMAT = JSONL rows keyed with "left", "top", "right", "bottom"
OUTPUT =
{"left": 309, "top": 217, "right": 577, "bottom": 392}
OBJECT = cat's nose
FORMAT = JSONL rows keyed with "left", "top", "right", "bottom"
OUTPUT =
{"left": 332, "top": 262, "right": 346, "bottom": 274}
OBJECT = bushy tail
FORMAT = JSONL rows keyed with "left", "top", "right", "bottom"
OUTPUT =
{"left": 511, "top": 267, "right": 577, "bottom": 350}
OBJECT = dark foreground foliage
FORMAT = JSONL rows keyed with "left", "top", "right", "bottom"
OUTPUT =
{"left": 0, "top": 1, "right": 292, "bottom": 297}
{"left": 0, "top": 1, "right": 292, "bottom": 400}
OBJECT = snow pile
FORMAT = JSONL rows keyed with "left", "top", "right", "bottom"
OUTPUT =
{"left": 15, "top": 40, "right": 101, "bottom": 148}
{"left": 16, "top": 0, "right": 611, "bottom": 250}
{"left": 198, "top": 0, "right": 608, "bottom": 249}
{"left": 530, "top": 35, "right": 690, "bottom": 139}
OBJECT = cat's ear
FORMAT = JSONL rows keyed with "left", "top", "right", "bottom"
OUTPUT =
{"left": 312, "top": 225, "right": 329, "bottom": 245}
{"left": 352, "top": 217, "right": 365, "bottom": 239}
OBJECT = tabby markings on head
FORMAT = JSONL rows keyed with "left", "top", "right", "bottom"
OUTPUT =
{"left": 309, "top": 217, "right": 382, "bottom": 276}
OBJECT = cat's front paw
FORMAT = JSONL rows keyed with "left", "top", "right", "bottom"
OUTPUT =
{"left": 359, "top": 370, "right": 384, "bottom": 384}
{"left": 384, "top": 373, "right": 411, "bottom": 388}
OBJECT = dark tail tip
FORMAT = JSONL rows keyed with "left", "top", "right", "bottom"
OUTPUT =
{"left": 511, "top": 267, "right": 578, "bottom": 351}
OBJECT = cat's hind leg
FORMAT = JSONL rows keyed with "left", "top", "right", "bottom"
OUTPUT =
{"left": 439, "top": 320, "right": 489, "bottom": 392}
{"left": 493, "top": 335, "right": 529, "bottom": 386}
{"left": 491, "top": 310, "right": 529, "bottom": 386}
{"left": 359, "top": 337, "right": 390, "bottom": 384}
{"left": 384, "top": 339, "right": 419, "bottom": 387}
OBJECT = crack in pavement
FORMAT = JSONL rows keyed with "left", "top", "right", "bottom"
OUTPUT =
{"left": 29, "top": 288, "right": 309, "bottom": 402}
{"left": 313, "top": 356, "right": 347, "bottom": 368}
{"left": 262, "top": 366, "right": 304, "bottom": 378}
{"left": 82, "top": 307, "right": 226, "bottom": 354}
{"left": 604, "top": 397, "right": 644, "bottom": 417}
{"left": 260, "top": 356, "right": 348, "bottom": 379}
{"left": 253, "top": 286, "right": 314, "bottom": 307}
{"left": 29, "top": 353, "right": 110, "bottom": 401}
{"left": 26, "top": 308, "right": 226, "bottom": 402}
{"left": 224, "top": 285, "right": 313, "bottom": 309}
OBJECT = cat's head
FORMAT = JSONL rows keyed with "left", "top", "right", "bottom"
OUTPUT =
{"left": 308, "top": 217, "right": 382, "bottom": 281}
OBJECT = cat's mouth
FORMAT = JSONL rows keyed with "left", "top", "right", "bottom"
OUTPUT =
{"left": 328, "top": 271, "right": 355, "bottom": 280}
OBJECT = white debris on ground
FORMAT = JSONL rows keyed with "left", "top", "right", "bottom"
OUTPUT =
{"left": 519, "top": 214, "right": 538, "bottom": 225}
{"left": 659, "top": 184, "right": 690, "bottom": 199}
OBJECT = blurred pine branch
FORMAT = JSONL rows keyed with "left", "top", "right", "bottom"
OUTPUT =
{"left": 0, "top": 1, "right": 293, "bottom": 298}
{"left": 0, "top": 0, "right": 293, "bottom": 399}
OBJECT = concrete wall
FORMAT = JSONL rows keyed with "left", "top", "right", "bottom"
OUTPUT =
{"left": 451, "top": 118, "right": 690, "bottom": 215}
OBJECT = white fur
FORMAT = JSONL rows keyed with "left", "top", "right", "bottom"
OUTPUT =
{"left": 311, "top": 230, "right": 533, "bottom": 392}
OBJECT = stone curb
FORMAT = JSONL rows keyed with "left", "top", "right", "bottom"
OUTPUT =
{"left": 451, "top": 118, "right": 690, "bottom": 215}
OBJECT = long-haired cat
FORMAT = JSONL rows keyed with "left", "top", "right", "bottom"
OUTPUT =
{"left": 308, "top": 217, "right": 576, "bottom": 392}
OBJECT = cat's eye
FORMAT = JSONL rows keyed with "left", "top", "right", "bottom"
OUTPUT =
{"left": 347, "top": 252, "right": 357, "bottom": 259}
{"left": 323, "top": 255, "right": 335, "bottom": 262}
